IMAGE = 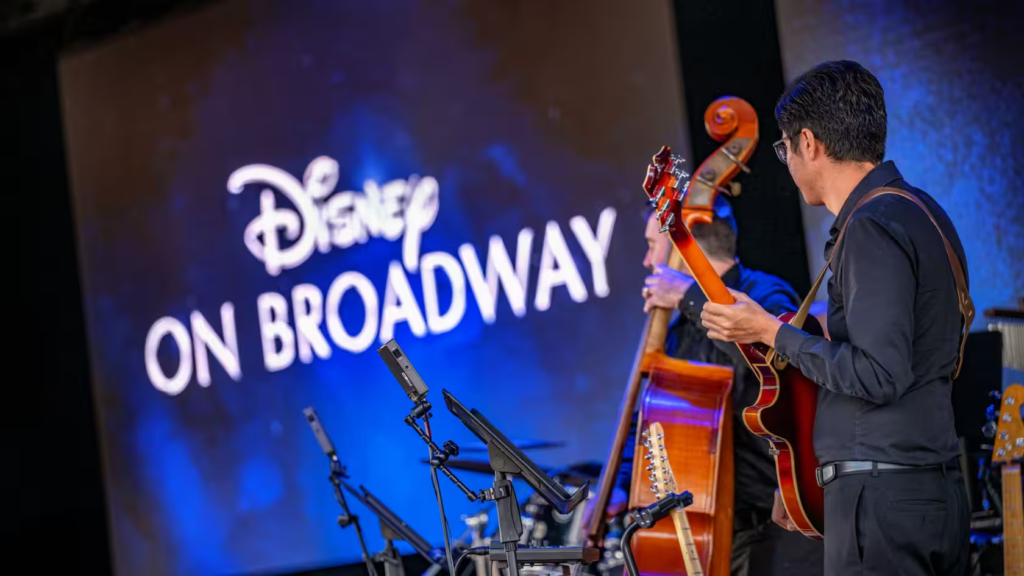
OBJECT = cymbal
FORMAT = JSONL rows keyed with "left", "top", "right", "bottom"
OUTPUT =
{"left": 422, "top": 458, "right": 600, "bottom": 487}
{"left": 422, "top": 458, "right": 495, "bottom": 474}
{"left": 459, "top": 439, "right": 566, "bottom": 452}
{"left": 546, "top": 461, "right": 602, "bottom": 486}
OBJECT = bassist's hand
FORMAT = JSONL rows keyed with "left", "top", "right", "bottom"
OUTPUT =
{"left": 772, "top": 488, "right": 798, "bottom": 531}
{"left": 643, "top": 264, "right": 695, "bottom": 313}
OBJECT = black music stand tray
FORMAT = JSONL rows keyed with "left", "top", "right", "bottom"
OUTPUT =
{"left": 341, "top": 481, "right": 447, "bottom": 576}
{"left": 442, "top": 390, "right": 597, "bottom": 576}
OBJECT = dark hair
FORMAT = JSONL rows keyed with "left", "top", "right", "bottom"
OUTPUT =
{"left": 775, "top": 60, "right": 887, "bottom": 164}
{"left": 692, "top": 195, "right": 737, "bottom": 261}
{"left": 646, "top": 195, "right": 737, "bottom": 261}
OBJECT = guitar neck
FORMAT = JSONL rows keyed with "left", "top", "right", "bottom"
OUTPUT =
{"left": 669, "top": 507, "right": 704, "bottom": 576}
{"left": 670, "top": 217, "right": 734, "bottom": 305}
{"left": 1005, "top": 464, "right": 1023, "bottom": 576}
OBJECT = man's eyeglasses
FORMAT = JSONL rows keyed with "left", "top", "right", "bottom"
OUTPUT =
{"left": 773, "top": 136, "right": 791, "bottom": 165}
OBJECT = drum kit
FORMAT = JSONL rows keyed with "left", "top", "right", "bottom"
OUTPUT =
{"left": 426, "top": 440, "right": 623, "bottom": 576}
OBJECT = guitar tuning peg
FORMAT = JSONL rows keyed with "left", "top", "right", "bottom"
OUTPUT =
{"left": 646, "top": 463, "right": 655, "bottom": 472}
{"left": 644, "top": 439, "right": 651, "bottom": 448}
{"left": 659, "top": 445, "right": 665, "bottom": 452}
{"left": 650, "top": 485, "right": 658, "bottom": 493}
{"left": 649, "top": 473, "right": 657, "bottom": 482}
{"left": 657, "top": 433, "right": 664, "bottom": 440}
{"left": 658, "top": 213, "right": 676, "bottom": 233}
{"left": 645, "top": 453, "right": 653, "bottom": 461}
{"left": 664, "top": 479, "right": 670, "bottom": 485}
{"left": 642, "top": 429, "right": 650, "bottom": 437}
{"left": 660, "top": 456, "right": 667, "bottom": 462}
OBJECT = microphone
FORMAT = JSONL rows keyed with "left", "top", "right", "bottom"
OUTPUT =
{"left": 303, "top": 407, "right": 337, "bottom": 457}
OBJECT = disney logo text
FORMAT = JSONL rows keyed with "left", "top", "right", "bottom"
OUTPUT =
{"left": 227, "top": 155, "right": 439, "bottom": 276}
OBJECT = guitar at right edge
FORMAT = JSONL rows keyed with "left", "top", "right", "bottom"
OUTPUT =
{"left": 992, "top": 384, "right": 1024, "bottom": 576}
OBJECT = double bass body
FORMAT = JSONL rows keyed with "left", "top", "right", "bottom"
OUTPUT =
{"left": 586, "top": 97, "right": 761, "bottom": 576}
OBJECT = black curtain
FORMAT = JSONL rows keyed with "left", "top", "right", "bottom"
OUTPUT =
{"left": 671, "top": 0, "right": 811, "bottom": 296}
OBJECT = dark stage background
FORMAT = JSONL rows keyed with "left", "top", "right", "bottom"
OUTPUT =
{"left": 13, "top": 1, "right": 1020, "bottom": 576}
{"left": 776, "top": 0, "right": 1024, "bottom": 312}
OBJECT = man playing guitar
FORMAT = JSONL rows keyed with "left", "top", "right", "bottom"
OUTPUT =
{"left": 700, "top": 60, "right": 971, "bottom": 576}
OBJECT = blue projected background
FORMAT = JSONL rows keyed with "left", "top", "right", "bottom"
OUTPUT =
{"left": 776, "top": 0, "right": 1024, "bottom": 314}
{"left": 59, "top": 1, "right": 690, "bottom": 575}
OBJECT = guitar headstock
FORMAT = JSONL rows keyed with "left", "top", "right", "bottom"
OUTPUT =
{"left": 993, "top": 384, "right": 1024, "bottom": 465}
{"left": 642, "top": 147, "right": 691, "bottom": 237}
{"left": 643, "top": 422, "right": 679, "bottom": 498}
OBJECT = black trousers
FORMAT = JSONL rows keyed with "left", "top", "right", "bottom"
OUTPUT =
{"left": 730, "top": 510, "right": 824, "bottom": 576}
{"left": 823, "top": 466, "right": 969, "bottom": 575}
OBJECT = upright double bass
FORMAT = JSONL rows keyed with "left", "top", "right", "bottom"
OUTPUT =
{"left": 583, "top": 97, "right": 760, "bottom": 575}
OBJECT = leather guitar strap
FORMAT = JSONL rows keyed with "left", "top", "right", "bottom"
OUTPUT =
{"left": 789, "top": 187, "right": 975, "bottom": 379}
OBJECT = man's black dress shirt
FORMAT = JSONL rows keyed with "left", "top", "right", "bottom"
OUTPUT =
{"left": 774, "top": 161, "right": 969, "bottom": 466}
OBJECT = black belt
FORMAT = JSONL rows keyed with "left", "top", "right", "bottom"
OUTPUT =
{"left": 815, "top": 459, "right": 959, "bottom": 487}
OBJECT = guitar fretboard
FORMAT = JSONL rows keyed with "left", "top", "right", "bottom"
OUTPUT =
{"left": 669, "top": 508, "right": 704, "bottom": 576}
{"left": 1006, "top": 464, "right": 1023, "bottom": 576}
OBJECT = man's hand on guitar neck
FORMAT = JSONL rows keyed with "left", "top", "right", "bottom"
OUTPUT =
{"left": 700, "top": 288, "right": 784, "bottom": 346}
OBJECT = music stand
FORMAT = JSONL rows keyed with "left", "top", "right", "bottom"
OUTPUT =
{"left": 341, "top": 480, "right": 447, "bottom": 576}
{"left": 442, "top": 390, "right": 592, "bottom": 576}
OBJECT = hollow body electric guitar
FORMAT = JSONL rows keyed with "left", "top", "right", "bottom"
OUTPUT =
{"left": 643, "top": 145, "right": 826, "bottom": 539}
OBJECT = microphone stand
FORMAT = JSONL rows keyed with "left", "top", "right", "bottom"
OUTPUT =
{"left": 404, "top": 399, "right": 482, "bottom": 575}
{"left": 374, "top": 527, "right": 406, "bottom": 576}
{"left": 329, "top": 454, "right": 380, "bottom": 576}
